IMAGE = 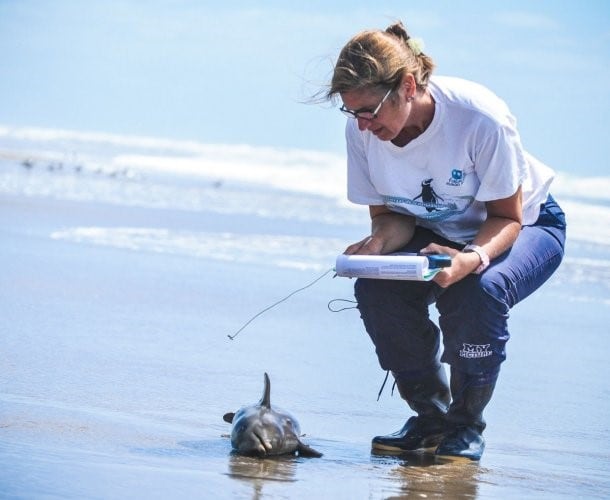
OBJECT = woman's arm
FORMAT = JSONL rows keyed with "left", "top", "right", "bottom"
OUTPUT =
{"left": 344, "top": 205, "right": 416, "bottom": 255}
{"left": 421, "top": 186, "right": 523, "bottom": 287}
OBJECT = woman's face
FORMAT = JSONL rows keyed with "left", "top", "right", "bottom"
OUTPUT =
{"left": 341, "top": 87, "right": 410, "bottom": 141}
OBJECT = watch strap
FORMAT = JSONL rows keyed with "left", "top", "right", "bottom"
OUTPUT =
{"left": 462, "top": 244, "right": 490, "bottom": 274}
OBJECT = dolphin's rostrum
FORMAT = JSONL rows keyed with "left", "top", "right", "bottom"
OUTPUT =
{"left": 223, "top": 373, "right": 322, "bottom": 457}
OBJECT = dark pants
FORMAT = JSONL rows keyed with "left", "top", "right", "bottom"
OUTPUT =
{"left": 354, "top": 195, "right": 566, "bottom": 377}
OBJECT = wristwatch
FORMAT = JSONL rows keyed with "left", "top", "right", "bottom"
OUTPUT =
{"left": 462, "top": 244, "right": 490, "bottom": 274}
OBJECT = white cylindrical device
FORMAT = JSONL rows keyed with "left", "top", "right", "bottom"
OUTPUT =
{"left": 335, "top": 253, "right": 438, "bottom": 281}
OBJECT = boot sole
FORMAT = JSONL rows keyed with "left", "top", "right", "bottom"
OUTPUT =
{"left": 371, "top": 442, "right": 438, "bottom": 453}
{"left": 371, "top": 444, "right": 436, "bottom": 453}
{"left": 434, "top": 452, "right": 481, "bottom": 463}
{"left": 371, "top": 432, "right": 444, "bottom": 453}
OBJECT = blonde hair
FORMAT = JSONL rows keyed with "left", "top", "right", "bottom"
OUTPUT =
{"left": 327, "top": 21, "right": 435, "bottom": 99}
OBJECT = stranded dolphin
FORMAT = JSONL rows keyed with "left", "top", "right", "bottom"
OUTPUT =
{"left": 223, "top": 373, "right": 322, "bottom": 458}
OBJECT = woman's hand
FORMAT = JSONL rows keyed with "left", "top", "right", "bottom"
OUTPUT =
{"left": 419, "top": 243, "right": 480, "bottom": 288}
{"left": 344, "top": 235, "right": 384, "bottom": 255}
{"left": 420, "top": 187, "right": 524, "bottom": 287}
{"left": 344, "top": 205, "right": 416, "bottom": 256}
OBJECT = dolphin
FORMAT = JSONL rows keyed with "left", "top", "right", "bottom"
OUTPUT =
{"left": 223, "top": 373, "right": 322, "bottom": 458}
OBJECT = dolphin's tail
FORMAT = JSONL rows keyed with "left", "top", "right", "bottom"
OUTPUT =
{"left": 297, "top": 440, "right": 323, "bottom": 458}
{"left": 259, "top": 372, "right": 271, "bottom": 408}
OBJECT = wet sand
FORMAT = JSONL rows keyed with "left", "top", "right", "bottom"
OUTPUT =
{"left": 1, "top": 190, "right": 609, "bottom": 499}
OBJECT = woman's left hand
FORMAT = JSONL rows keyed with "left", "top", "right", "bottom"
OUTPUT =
{"left": 418, "top": 187, "right": 524, "bottom": 287}
{"left": 419, "top": 243, "right": 481, "bottom": 288}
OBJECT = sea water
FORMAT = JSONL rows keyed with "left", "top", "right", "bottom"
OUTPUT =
{"left": 1, "top": 126, "right": 609, "bottom": 499}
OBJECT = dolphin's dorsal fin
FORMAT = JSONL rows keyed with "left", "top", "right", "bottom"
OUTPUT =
{"left": 259, "top": 372, "right": 271, "bottom": 408}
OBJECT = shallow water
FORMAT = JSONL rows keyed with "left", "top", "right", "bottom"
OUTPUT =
{"left": 1, "top": 136, "right": 610, "bottom": 498}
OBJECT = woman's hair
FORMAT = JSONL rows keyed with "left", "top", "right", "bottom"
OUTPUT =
{"left": 327, "top": 21, "right": 435, "bottom": 100}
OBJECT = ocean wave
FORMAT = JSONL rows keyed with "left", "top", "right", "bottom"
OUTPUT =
{"left": 0, "top": 124, "right": 346, "bottom": 199}
{"left": 557, "top": 200, "right": 610, "bottom": 246}
{"left": 4, "top": 124, "right": 609, "bottom": 203}
{"left": 2, "top": 125, "right": 609, "bottom": 246}
{"left": 50, "top": 227, "right": 345, "bottom": 272}
{"left": 48, "top": 226, "right": 610, "bottom": 305}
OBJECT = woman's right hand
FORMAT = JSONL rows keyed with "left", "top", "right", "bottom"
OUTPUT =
{"left": 344, "top": 206, "right": 416, "bottom": 256}
{"left": 344, "top": 235, "right": 384, "bottom": 255}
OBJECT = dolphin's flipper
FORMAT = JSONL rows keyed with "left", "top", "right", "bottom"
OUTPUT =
{"left": 223, "top": 412, "right": 235, "bottom": 423}
{"left": 297, "top": 440, "right": 323, "bottom": 458}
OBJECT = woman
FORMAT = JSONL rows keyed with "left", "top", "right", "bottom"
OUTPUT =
{"left": 326, "top": 21, "right": 566, "bottom": 461}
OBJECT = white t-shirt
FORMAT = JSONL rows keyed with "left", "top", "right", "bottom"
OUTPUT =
{"left": 346, "top": 76, "right": 555, "bottom": 243}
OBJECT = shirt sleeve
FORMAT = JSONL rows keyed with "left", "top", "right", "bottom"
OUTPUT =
{"left": 473, "top": 116, "right": 528, "bottom": 202}
{"left": 345, "top": 120, "right": 385, "bottom": 206}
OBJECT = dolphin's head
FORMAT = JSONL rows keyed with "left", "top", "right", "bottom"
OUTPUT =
{"left": 224, "top": 372, "right": 302, "bottom": 456}
{"left": 230, "top": 406, "right": 297, "bottom": 456}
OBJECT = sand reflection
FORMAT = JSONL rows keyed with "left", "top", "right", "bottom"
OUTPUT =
{"left": 226, "top": 453, "right": 298, "bottom": 498}
{"left": 371, "top": 451, "right": 481, "bottom": 498}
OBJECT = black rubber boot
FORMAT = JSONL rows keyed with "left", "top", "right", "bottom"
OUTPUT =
{"left": 372, "top": 365, "right": 450, "bottom": 452}
{"left": 435, "top": 368, "right": 498, "bottom": 461}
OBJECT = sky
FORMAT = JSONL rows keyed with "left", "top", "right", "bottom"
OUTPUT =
{"left": 1, "top": 0, "right": 609, "bottom": 176}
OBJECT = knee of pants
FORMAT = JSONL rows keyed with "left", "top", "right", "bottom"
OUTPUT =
{"left": 437, "top": 274, "right": 510, "bottom": 374}
{"left": 354, "top": 278, "right": 440, "bottom": 372}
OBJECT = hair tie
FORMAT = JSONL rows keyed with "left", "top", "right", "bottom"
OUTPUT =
{"left": 407, "top": 37, "right": 425, "bottom": 56}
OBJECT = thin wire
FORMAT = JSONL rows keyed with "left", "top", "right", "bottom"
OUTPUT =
{"left": 228, "top": 268, "right": 334, "bottom": 340}
{"left": 327, "top": 298, "right": 358, "bottom": 312}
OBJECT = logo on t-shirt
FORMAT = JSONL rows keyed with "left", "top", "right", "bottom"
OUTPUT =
{"left": 446, "top": 169, "right": 465, "bottom": 186}
{"left": 414, "top": 179, "right": 444, "bottom": 212}
{"left": 382, "top": 177, "right": 473, "bottom": 223}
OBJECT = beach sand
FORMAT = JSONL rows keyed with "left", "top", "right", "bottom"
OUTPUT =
{"left": 1, "top": 139, "right": 609, "bottom": 498}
